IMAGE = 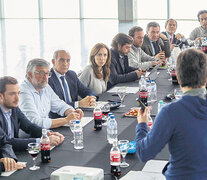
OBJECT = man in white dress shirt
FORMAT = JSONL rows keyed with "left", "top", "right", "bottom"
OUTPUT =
{"left": 19, "top": 58, "right": 83, "bottom": 129}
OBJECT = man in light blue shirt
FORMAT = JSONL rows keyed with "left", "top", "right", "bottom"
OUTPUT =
{"left": 19, "top": 58, "right": 83, "bottom": 129}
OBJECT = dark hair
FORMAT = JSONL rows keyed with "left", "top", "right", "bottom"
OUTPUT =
{"left": 176, "top": 49, "right": 207, "bottom": 88}
{"left": 0, "top": 76, "right": 18, "bottom": 94}
{"left": 90, "top": 43, "right": 111, "bottom": 82}
{"left": 146, "top": 22, "right": 160, "bottom": 32}
{"left": 165, "top": 18, "right": 177, "bottom": 28}
{"left": 128, "top": 26, "right": 143, "bottom": 37}
{"left": 197, "top": 10, "right": 207, "bottom": 21}
{"left": 111, "top": 33, "right": 133, "bottom": 50}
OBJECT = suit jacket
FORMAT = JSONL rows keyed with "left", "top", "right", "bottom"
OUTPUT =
{"left": 0, "top": 107, "right": 42, "bottom": 151}
{"left": 48, "top": 69, "right": 95, "bottom": 118}
{"left": 0, "top": 135, "right": 17, "bottom": 172}
{"left": 107, "top": 49, "right": 138, "bottom": 89}
{"left": 141, "top": 34, "right": 171, "bottom": 58}
{"left": 162, "top": 31, "right": 189, "bottom": 49}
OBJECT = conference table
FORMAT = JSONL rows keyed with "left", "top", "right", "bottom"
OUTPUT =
{"left": 2, "top": 69, "right": 179, "bottom": 180}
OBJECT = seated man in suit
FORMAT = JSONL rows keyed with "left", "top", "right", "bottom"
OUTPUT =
{"left": 163, "top": 19, "right": 188, "bottom": 51}
{"left": 128, "top": 26, "right": 165, "bottom": 70}
{"left": 0, "top": 76, "right": 64, "bottom": 151}
{"left": 48, "top": 50, "right": 96, "bottom": 118}
{"left": 0, "top": 135, "right": 25, "bottom": 172}
{"left": 108, "top": 33, "right": 145, "bottom": 89}
{"left": 141, "top": 22, "right": 171, "bottom": 60}
{"left": 19, "top": 58, "right": 84, "bottom": 129}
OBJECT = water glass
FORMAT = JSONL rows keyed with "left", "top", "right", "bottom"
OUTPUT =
{"left": 117, "top": 88, "right": 126, "bottom": 107}
{"left": 118, "top": 140, "right": 129, "bottom": 168}
{"left": 28, "top": 143, "right": 40, "bottom": 171}
{"left": 174, "top": 88, "right": 183, "bottom": 100}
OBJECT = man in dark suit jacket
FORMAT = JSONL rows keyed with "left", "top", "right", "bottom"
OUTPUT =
{"left": 141, "top": 22, "right": 170, "bottom": 60}
{"left": 108, "top": 33, "right": 145, "bottom": 89}
{"left": 0, "top": 76, "right": 64, "bottom": 151}
{"left": 48, "top": 50, "right": 96, "bottom": 118}
{"left": 162, "top": 19, "right": 189, "bottom": 51}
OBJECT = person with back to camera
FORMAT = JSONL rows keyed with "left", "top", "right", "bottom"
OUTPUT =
{"left": 136, "top": 48, "right": 207, "bottom": 179}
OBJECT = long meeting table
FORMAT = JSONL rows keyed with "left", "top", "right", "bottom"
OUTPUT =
{"left": 2, "top": 69, "right": 179, "bottom": 180}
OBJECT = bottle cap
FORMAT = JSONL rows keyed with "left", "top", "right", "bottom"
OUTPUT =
{"left": 76, "top": 120, "right": 80, "bottom": 124}
{"left": 42, "top": 129, "right": 47, "bottom": 134}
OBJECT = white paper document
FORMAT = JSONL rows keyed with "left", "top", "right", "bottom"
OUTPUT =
{"left": 0, "top": 162, "right": 27, "bottom": 177}
{"left": 64, "top": 117, "right": 93, "bottom": 128}
{"left": 142, "top": 160, "right": 168, "bottom": 173}
{"left": 120, "top": 170, "right": 165, "bottom": 180}
{"left": 120, "top": 160, "right": 167, "bottom": 180}
{"left": 107, "top": 86, "right": 139, "bottom": 94}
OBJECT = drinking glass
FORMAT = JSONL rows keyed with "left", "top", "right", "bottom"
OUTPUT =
{"left": 28, "top": 143, "right": 40, "bottom": 170}
{"left": 69, "top": 120, "right": 76, "bottom": 144}
{"left": 117, "top": 88, "right": 126, "bottom": 107}
{"left": 174, "top": 88, "right": 183, "bottom": 100}
{"left": 101, "top": 103, "right": 110, "bottom": 126}
{"left": 118, "top": 140, "right": 129, "bottom": 168}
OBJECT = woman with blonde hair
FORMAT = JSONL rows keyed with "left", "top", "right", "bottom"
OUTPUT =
{"left": 79, "top": 43, "right": 111, "bottom": 95}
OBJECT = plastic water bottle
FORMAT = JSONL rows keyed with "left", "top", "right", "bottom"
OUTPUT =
{"left": 107, "top": 115, "right": 118, "bottom": 144}
{"left": 146, "top": 79, "right": 151, "bottom": 103}
{"left": 74, "top": 120, "right": 84, "bottom": 149}
{"left": 158, "top": 100, "right": 164, "bottom": 113}
{"left": 150, "top": 80, "right": 157, "bottom": 102}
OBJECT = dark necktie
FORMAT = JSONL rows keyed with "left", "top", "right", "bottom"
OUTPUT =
{"left": 152, "top": 41, "right": 159, "bottom": 55}
{"left": 60, "top": 76, "right": 70, "bottom": 104}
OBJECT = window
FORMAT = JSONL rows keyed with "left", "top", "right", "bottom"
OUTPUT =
{"left": 136, "top": 0, "right": 167, "bottom": 19}
{"left": 42, "top": 0, "right": 79, "bottom": 18}
{"left": 83, "top": 0, "right": 118, "bottom": 18}
{"left": 4, "top": 0, "right": 38, "bottom": 18}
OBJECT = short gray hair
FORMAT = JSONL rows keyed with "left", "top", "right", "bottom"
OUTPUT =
{"left": 146, "top": 22, "right": 160, "bottom": 32}
{"left": 26, "top": 58, "right": 50, "bottom": 78}
{"left": 53, "top": 50, "right": 70, "bottom": 60}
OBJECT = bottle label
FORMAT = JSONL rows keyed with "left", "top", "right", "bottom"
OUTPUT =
{"left": 171, "top": 70, "right": 176, "bottom": 76}
{"left": 93, "top": 112, "right": 102, "bottom": 119}
{"left": 139, "top": 91, "right": 148, "bottom": 98}
{"left": 110, "top": 151, "right": 121, "bottom": 162}
{"left": 41, "top": 143, "right": 50, "bottom": 150}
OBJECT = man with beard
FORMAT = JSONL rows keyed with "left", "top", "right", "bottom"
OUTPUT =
{"left": 19, "top": 59, "right": 83, "bottom": 129}
{"left": 0, "top": 76, "right": 64, "bottom": 151}
{"left": 107, "top": 33, "right": 145, "bottom": 89}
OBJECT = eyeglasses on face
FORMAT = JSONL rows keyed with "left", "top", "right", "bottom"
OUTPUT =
{"left": 34, "top": 71, "right": 52, "bottom": 78}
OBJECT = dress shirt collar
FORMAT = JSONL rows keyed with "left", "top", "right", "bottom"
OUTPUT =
{"left": 184, "top": 88, "right": 206, "bottom": 100}
{"left": 0, "top": 104, "right": 12, "bottom": 115}
{"left": 24, "top": 78, "right": 44, "bottom": 95}
{"left": 53, "top": 68, "right": 66, "bottom": 78}
{"left": 165, "top": 31, "right": 173, "bottom": 40}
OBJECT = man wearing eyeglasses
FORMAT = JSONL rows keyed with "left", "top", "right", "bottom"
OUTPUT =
{"left": 48, "top": 50, "right": 96, "bottom": 119}
{"left": 19, "top": 58, "right": 83, "bottom": 129}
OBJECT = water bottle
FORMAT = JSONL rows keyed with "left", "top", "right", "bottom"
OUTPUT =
{"left": 158, "top": 100, "right": 164, "bottom": 113}
{"left": 150, "top": 80, "right": 157, "bottom": 102}
{"left": 74, "top": 120, "right": 84, "bottom": 150}
{"left": 110, "top": 140, "right": 121, "bottom": 177}
{"left": 146, "top": 79, "right": 151, "bottom": 103}
{"left": 107, "top": 115, "right": 118, "bottom": 144}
